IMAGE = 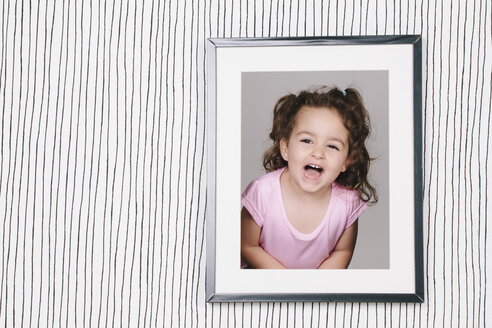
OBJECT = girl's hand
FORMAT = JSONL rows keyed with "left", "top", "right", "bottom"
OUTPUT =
{"left": 241, "top": 207, "right": 286, "bottom": 269}
{"left": 318, "top": 221, "right": 358, "bottom": 269}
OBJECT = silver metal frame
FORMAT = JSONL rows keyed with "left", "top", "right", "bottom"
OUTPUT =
{"left": 206, "top": 35, "right": 423, "bottom": 303}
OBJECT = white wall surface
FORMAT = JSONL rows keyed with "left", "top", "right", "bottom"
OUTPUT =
{"left": 0, "top": 0, "right": 490, "bottom": 327}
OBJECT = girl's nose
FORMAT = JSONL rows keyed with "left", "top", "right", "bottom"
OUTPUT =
{"left": 311, "top": 146, "right": 325, "bottom": 159}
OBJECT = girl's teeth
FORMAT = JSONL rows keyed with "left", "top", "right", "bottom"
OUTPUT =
{"left": 304, "top": 165, "right": 322, "bottom": 178}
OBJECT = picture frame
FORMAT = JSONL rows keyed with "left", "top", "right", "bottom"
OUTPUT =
{"left": 206, "top": 35, "right": 423, "bottom": 303}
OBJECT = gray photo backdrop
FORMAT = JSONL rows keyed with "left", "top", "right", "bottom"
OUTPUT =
{"left": 241, "top": 71, "right": 389, "bottom": 269}
{"left": 0, "top": 0, "right": 490, "bottom": 327}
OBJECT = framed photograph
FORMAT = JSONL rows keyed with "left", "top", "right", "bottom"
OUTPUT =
{"left": 206, "top": 36, "right": 423, "bottom": 302}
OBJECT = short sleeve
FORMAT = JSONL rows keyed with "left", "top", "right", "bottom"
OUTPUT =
{"left": 241, "top": 179, "right": 271, "bottom": 227}
{"left": 344, "top": 190, "right": 368, "bottom": 229}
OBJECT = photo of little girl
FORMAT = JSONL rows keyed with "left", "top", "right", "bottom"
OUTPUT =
{"left": 241, "top": 86, "right": 378, "bottom": 269}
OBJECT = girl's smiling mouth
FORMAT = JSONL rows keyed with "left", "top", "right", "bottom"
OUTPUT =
{"left": 304, "top": 164, "right": 323, "bottom": 179}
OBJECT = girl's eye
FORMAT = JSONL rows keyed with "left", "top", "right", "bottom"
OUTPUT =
{"left": 301, "top": 139, "right": 312, "bottom": 144}
{"left": 327, "top": 144, "right": 339, "bottom": 150}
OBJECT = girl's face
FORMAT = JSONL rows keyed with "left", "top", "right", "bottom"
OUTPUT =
{"left": 280, "top": 106, "right": 350, "bottom": 196}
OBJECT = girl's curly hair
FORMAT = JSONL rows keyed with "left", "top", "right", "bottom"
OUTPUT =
{"left": 263, "top": 86, "right": 378, "bottom": 204}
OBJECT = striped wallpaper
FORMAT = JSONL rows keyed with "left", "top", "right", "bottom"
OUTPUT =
{"left": 0, "top": 0, "right": 489, "bottom": 327}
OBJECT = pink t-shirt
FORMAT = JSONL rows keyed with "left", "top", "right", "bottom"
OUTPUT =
{"left": 241, "top": 168, "right": 367, "bottom": 269}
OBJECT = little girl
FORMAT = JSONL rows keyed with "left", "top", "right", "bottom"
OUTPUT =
{"left": 241, "top": 86, "right": 377, "bottom": 269}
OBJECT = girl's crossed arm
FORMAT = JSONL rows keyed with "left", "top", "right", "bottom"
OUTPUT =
{"left": 241, "top": 207, "right": 286, "bottom": 269}
{"left": 318, "top": 221, "right": 358, "bottom": 269}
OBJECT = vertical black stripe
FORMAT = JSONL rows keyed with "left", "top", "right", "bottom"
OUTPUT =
{"left": 177, "top": 0, "right": 190, "bottom": 323}
{"left": 0, "top": 0, "right": 9, "bottom": 203}
{"left": 359, "top": 0, "right": 363, "bottom": 35}
{"left": 468, "top": 1, "right": 483, "bottom": 327}
{"left": 406, "top": 0, "right": 410, "bottom": 33}
{"left": 153, "top": 0, "right": 168, "bottom": 324}
{"left": 393, "top": 0, "right": 396, "bottom": 32}
{"left": 429, "top": 0, "right": 439, "bottom": 326}
{"left": 335, "top": 0, "right": 338, "bottom": 35}
{"left": 350, "top": 0, "right": 355, "bottom": 35}
{"left": 364, "top": 0, "right": 369, "bottom": 34}
{"left": 230, "top": 0, "right": 234, "bottom": 36}
{"left": 183, "top": 0, "right": 197, "bottom": 324}
{"left": 138, "top": 0, "right": 156, "bottom": 324}
{"left": 168, "top": 0, "right": 183, "bottom": 323}
{"left": 0, "top": 0, "right": 12, "bottom": 322}
{"left": 275, "top": 0, "right": 280, "bottom": 36}
{"left": 49, "top": 0, "right": 71, "bottom": 325}
{"left": 25, "top": 2, "right": 43, "bottom": 327}
{"left": 398, "top": 0, "right": 401, "bottom": 33}
{"left": 21, "top": 1, "right": 36, "bottom": 326}
{"left": 130, "top": 0, "right": 145, "bottom": 325}
{"left": 312, "top": 0, "right": 315, "bottom": 36}
{"left": 253, "top": 0, "right": 257, "bottom": 37}
{"left": 461, "top": 1, "right": 473, "bottom": 323}
{"left": 117, "top": 0, "right": 131, "bottom": 325}
{"left": 288, "top": 0, "right": 292, "bottom": 36}
{"left": 101, "top": 0, "right": 119, "bottom": 326}
{"left": 86, "top": 0, "right": 107, "bottom": 325}
{"left": 46, "top": 0, "right": 65, "bottom": 321}
{"left": 436, "top": 1, "right": 447, "bottom": 327}
{"left": 146, "top": 0, "right": 161, "bottom": 325}
{"left": 17, "top": 0, "right": 29, "bottom": 327}
{"left": 110, "top": 0, "right": 127, "bottom": 325}
{"left": 482, "top": 68, "right": 490, "bottom": 328}
{"left": 70, "top": 0, "right": 92, "bottom": 325}
{"left": 303, "top": 0, "right": 307, "bottom": 35}
{"left": 421, "top": 0, "right": 431, "bottom": 326}
{"left": 450, "top": 0, "right": 462, "bottom": 325}
{"left": 200, "top": 0, "right": 210, "bottom": 325}
{"left": 7, "top": 1, "right": 23, "bottom": 326}
{"left": 135, "top": 0, "right": 148, "bottom": 324}
{"left": 476, "top": 2, "right": 488, "bottom": 327}
{"left": 443, "top": 2, "right": 454, "bottom": 326}
{"left": 58, "top": 0, "right": 78, "bottom": 325}
{"left": 223, "top": 0, "right": 227, "bottom": 37}
{"left": 35, "top": 0, "right": 58, "bottom": 326}
{"left": 458, "top": 1, "right": 470, "bottom": 325}
{"left": 281, "top": 0, "right": 285, "bottom": 36}
{"left": 245, "top": 0, "right": 248, "bottom": 37}
{"left": 190, "top": 0, "right": 205, "bottom": 326}
{"left": 464, "top": 0, "right": 476, "bottom": 325}
{"left": 121, "top": 0, "right": 138, "bottom": 324}
{"left": 341, "top": 0, "right": 346, "bottom": 34}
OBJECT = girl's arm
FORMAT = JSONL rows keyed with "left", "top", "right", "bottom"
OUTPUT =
{"left": 241, "top": 207, "right": 285, "bottom": 269}
{"left": 318, "top": 221, "right": 358, "bottom": 269}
